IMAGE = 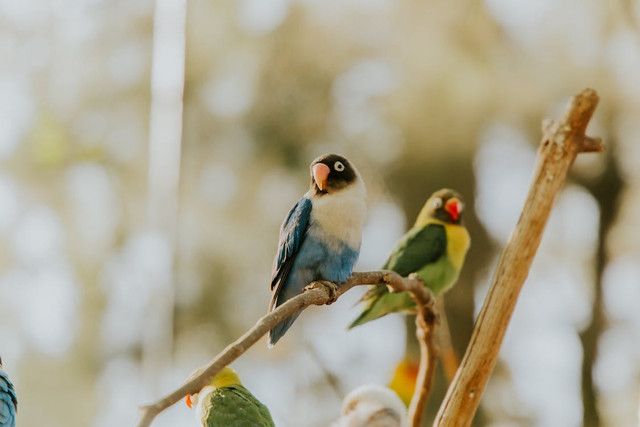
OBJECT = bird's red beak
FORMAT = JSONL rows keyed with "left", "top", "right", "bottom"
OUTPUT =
{"left": 185, "top": 394, "right": 194, "bottom": 409}
{"left": 445, "top": 198, "right": 462, "bottom": 221}
{"left": 312, "top": 163, "right": 330, "bottom": 191}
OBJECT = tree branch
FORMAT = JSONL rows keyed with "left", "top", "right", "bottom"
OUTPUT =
{"left": 137, "top": 270, "right": 432, "bottom": 427}
{"left": 434, "top": 88, "right": 603, "bottom": 426}
{"left": 407, "top": 275, "right": 437, "bottom": 426}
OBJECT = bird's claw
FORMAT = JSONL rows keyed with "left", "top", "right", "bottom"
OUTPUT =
{"left": 306, "top": 280, "right": 339, "bottom": 304}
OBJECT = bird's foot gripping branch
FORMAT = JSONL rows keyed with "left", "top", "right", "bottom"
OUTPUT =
{"left": 304, "top": 280, "right": 339, "bottom": 304}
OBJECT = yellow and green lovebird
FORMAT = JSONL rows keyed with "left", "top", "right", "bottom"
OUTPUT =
{"left": 350, "top": 189, "right": 470, "bottom": 328}
{"left": 185, "top": 366, "right": 275, "bottom": 427}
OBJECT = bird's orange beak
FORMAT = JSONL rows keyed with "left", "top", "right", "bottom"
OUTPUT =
{"left": 445, "top": 198, "right": 462, "bottom": 221}
{"left": 185, "top": 394, "right": 194, "bottom": 408}
{"left": 312, "top": 163, "right": 330, "bottom": 191}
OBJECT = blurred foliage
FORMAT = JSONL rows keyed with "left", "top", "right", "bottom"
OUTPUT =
{"left": 1, "top": 0, "right": 639, "bottom": 426}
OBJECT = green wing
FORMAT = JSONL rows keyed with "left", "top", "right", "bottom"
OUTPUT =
{"left": 382, "top": 223, "right": 447, "bottom": 276}
{"left": 202, "top": 385, "right": 275, "bottom": 427}
{"left": 349, "top": 224, "right": 447, "bottom": 328}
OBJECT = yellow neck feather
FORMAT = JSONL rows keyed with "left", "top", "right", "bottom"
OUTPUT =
{"left": 415, "top": 204, "right": 435, "bottom": 227}
{"left": 211, "top": 367, "right": 242, "bottom": 388}
{"left": 444, "top": 224, "right": 470, "bottom": 270}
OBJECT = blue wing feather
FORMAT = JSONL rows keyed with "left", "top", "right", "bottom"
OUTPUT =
{"left": 267, "top": 197, "right": 312, "bottom": 346}
{"left": 269, "top": 197, "right": 312, "bottom": 294}
{"left": 0, "top": 370, "right": 17, "bottom": 427}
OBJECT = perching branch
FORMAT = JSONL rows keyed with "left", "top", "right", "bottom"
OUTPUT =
{"left": 137, "top": 270, "right": 433, "bottom": 427}
{"left": 434, "top": 88, "right": 603, "bottom": 426}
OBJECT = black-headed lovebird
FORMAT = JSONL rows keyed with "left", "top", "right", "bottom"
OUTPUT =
{"left": 185, "top": 366, "right": 275, "bottom": 426}
{"left": 0, "top": 357, "right": 17, "bottom": 427}
{"left": 268, "top": 153, "right": 366, "bottom": 346}
{"left": 350, "top": 189, "right": 470, "bottom": 328}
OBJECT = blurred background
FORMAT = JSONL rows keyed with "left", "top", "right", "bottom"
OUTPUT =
{"left": 1, "top": 0, "right": 639, "bottom": 426}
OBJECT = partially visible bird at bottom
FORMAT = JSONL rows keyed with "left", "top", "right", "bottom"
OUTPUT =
{"left": 332, "top": 385, "right": 408, "bottom": 427}
{"left": 388, "top": 356, "right": 420, "bottom": 407}
{"left": 0, "top": 357, "right": 17, "bottom": 427}
{"left": 185, "top": 366, "right": 275, "bottom": 427}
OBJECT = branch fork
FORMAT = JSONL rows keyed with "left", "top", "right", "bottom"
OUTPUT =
{"left": 137, "top": 270, "right": 436, "bottom": 427}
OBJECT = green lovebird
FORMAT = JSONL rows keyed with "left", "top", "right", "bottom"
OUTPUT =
{"left": 185, "top": 366, "right": 275, "bottom": 427}
{"left": 350, "top": 189, "right": 470, "bottom": 328}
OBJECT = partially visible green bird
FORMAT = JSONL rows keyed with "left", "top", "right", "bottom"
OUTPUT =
{"left": 185, "top": 366, "right": 275, "bottom": 427}
{"left": 350, "top": 189, "right": 470, "bottom": 328}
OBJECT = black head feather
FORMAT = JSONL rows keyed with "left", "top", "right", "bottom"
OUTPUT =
{"left": 309, "top": 153, "right": 358, "bottom": 195}
{"left": 425, "top": 188, "right": 465, "bottom": 224}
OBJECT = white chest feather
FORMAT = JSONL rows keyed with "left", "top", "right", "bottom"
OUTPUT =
{"left": 307, "top": 181, "right": 367, "bottom": 250}
{"left": 195, "top": 386, "right": 216, "bottom": 422}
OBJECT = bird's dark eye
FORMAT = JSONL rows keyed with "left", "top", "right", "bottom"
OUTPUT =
{"left": 432, "top": 198, "right": 443, "bottom": 209}
{"left": 334, "top": 161, "right": 345, "bottom": 172}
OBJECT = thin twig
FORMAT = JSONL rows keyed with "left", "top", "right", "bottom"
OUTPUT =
{"left": 305, "top": 342, "right": 346, "bottom": 399}
{"left": 137, "top": 270, "right": 431, "bottom": 427}
{"left": 434, "top": 88, "right": 603, "bottom": 426}
{"left": 406, "top": 275, "right": 437, "bottom": 427}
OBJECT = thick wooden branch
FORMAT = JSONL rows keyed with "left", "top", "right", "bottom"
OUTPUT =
{"left": 137, "top": 270, "right": 431, "bottom": 427}
{"left": 434, "top": 88, "right": 603, "bottom": 426}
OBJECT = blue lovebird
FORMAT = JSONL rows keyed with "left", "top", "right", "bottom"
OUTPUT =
{"left": 267, "top": 153, "right": 367, "bottom": 347}
{"left": 0, "top": 357, "right": 17, "bottom": 427}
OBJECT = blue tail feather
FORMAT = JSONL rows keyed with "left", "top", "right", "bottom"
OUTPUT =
{"left": 267, "top": 310, "right": 302, "bottom": 347}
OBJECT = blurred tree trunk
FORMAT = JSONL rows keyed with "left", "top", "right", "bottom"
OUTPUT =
{"left": 577, "top": 147, "right": 623, "bottom": 426}
{"left": 143, "top": 0, "right": 187, "bottom": 393}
